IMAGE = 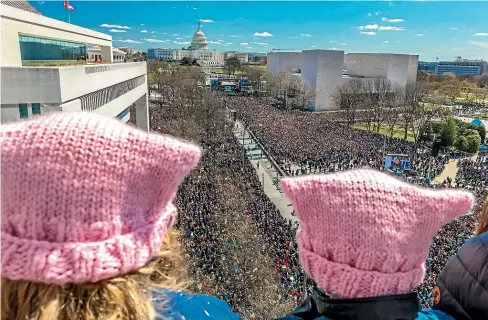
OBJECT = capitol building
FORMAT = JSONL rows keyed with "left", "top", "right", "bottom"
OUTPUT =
{"left": 147, "top": 22, "right": 248, "bottom": 66}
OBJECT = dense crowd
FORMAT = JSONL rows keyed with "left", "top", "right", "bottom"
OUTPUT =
{"left": 148, "top": 96, "right": 486, "bottom": 313}
{"left": 229, "top": 97, "right": 483, "bottom": 307}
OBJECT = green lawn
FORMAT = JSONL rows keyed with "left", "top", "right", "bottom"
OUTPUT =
{"left": 353, "top": 123, "right": 416, "bottom": 142}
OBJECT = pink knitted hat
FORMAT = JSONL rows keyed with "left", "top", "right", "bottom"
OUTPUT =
{"left": 281, "top": 169, "right": 474, "bottom": 299}
{"left": 1, "top": 112, "right": 201, "bottom": 285}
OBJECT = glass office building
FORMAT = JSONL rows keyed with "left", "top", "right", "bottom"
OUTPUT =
{"left": 418, "top": 61, "right": 438, "bottom": 73}
{"left": 19, "top": 35, "right": 86, "bottom": 62}
{"left": 436, "top": 60, "right": 487, "bottom": 76}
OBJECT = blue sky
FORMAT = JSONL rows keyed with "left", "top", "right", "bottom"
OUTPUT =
{"left": 32, "top": 1, "right": 488, "bottom": 61}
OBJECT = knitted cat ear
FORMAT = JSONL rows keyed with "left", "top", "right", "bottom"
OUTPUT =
{"left": 281, "top": 176, "right": 320, "bottom": 224}
{"left": 429, "top": 189, "right": 474, "bottom": 224}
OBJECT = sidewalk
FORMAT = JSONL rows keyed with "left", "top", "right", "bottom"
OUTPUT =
{"left": 233, "top": 121, "right": 298, "bottom": 223}
{"left": 433, "top": 159, "right": 459, "bottom": 184}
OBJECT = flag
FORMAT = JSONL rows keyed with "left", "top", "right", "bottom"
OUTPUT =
{"left": 64, "top": 0, "right": 74, "bottom": 12}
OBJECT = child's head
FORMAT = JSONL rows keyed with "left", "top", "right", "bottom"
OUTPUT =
{"left": 281, "top": 169, "right": 474, "bottom": 299}
{"left": 1, "top": 112, "right": 202, "bottom": 319}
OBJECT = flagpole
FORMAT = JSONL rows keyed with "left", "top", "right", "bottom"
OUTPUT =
{"left": 68, "top": 11, "right": 71, "bottom": 24}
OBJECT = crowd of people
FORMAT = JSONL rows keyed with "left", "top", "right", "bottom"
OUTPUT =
{"left": 228, "top": 96, "right": 484, "bottom": 308}
{"left": 146, "top": 96, "right": 486, "bottom": 313}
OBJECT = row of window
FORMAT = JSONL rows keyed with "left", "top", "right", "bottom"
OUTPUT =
{"left": 19, "top": 35, "right": 86, "bottom": 62}
{"left": 19, "top": 103, "right": 41, "bottom": 119}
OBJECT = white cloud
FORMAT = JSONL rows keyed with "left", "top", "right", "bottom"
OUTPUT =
{"left": 140, "top": 30, "right": 148, "bottom": 33}
{"left": 469, "top": 41, "right": 488, "bottom": 48}
{"left": 360, "top": 32, "right": 377, "bottom": 36}
{"left": 375, "top": 11, "right": 380, "bottom": 15}
{"left": 382, "top": 17, "right": 404, "bottom": 23}
{"left": 172, "top": 34, "right": 180, "bottom": 36}
{"left": 200, "top": 19, "right": 214, "bottom": 23}
{"left": 367, "top": 13, "right": 372, "bottom": 16}
{"left": 115, "top": 39, "right": 142, "bottom": 44}
{"left": 176, "top": 37, "right": 183, "bottom": 40}
{"left": 244, "top": 46, "right": 252, "bottom": 49}
{"left": 144, "top": 39, "right": 169, "bottom": 43}
{"left": 416, "top": 33, "right": 424, "bottom": 36}
{"left": 193, "top": 7, "right": 197, "bottom": 10}
{"left": 225, "top": 42, "right": 232, "bottom": 45}
{"left": 151, "top": 31, "right": 155, "bottom": 34}
{"left": 109, "top": 29, "right": 126, "bottom": 33}
{"left": 100, "top": 24, "right": 130, "bottom": 29}
{"left": 330, "top": 40, "right": 337, "bottom": 43}
{"left": 378, "top": 26, "right": 404, "bottom": 31}
{"left": 240, "top": 42, "right": 250, "bottom": 46}
{"left": 329, "top": 47, "right": 339, "bottom": 50}
{"left": 339, "top": 43, "right": 348, "bottom": 46}
{"left": 254, "top": 32, "right": 273, "bottom": 37}
{"left": 382, "top": 40, "right": 390, "bottom": 43}
{"left": 475, "top": 33, "right": 488, "bottom": 36}
{"left": 289, "top": 36, "right": 299, "bottom": 39}
{"left": 218, "top": 39, "right": 224, "bottom": 42}
{"left": 174, "top": 41, "right": 191, "bottom": 45}
{"left": 161, "top": 32, "right": 168, "bottom": 35}
{"left": 255, "top": 42, "right": 269, "bottom": 46}
{"left": 141, "top": 24, "right": 144, "bottom": 26}
{"left": 449, "top": 27, "right": 458, "bottom": 30}
{"left": 230, "top": 35, "right": 238, "bottom": 38}
{"left": 450, "top": 38, "right": 457, "bottom": 40}
{"left": 208, "top": 41, "right": 223, "bottom": 44}
{"left": 301, "top": 33, "right": 312, "bottom": 37}
{"left": 359, "top": 24, "right": 379, "bottom": 30}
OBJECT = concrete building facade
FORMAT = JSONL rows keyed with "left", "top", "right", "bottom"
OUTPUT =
{"left": 268, "top": 50, "right": 419, "bottom": 111}
{"left": 0, "top": 1, "right": 149, "bottom": 130}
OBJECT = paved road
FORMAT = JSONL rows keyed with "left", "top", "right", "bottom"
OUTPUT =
{"left": 232, "top": 121, "right": 298, "bottom": 223}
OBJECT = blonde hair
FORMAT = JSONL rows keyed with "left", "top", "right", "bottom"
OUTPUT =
{"left": 476, "top": 195, "right": 488, "bottom": 236}
{"left": 1, "top": 229, "right": 189, "bottom": 320}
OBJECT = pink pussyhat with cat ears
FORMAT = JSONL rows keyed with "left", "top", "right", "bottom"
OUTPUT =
{"left": 1, "top": 112, "right": 201, "bottom": 285}
{"left": 281, "top": 169, "right": 474, "bottom": 299}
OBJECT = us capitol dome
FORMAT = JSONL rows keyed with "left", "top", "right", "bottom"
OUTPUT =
{"left": 190, "top": 22, "right": 208, "bottom": 50}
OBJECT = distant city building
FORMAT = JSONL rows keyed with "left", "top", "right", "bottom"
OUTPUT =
{"left": 436, "top": 59, "right": 487, "bottom": 76}
{"left": 0, "top": 1, "right": 149, "bottom": 130}
{"left": 268, "top": 50, "right": 418, "bottom": 111}
{"left": 87, "top": 47, "right": 126, "bottom": 63}
{"left": 119, "top": 47, "right": 134, "bottom": 56}
{"left": 418, "top": 61, "right": 438, "bottom": 73}
{"left": 147, "top": 22, "right": 248, "bottom": 66}
{"left": 417, "top": 59, "right": 487, "bottom": 76}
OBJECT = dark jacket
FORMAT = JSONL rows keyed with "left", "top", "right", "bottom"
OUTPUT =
{"left": 277, "top": 287, "right": 454, "bottom": 320}
{"left": 433, "top": 231, "right": 488, "bottom": 320}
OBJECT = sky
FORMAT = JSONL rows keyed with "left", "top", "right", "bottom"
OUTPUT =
{"left": 32, "top": 1, "right": 488, "bottom": 61}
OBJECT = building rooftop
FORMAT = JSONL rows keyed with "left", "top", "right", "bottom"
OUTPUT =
{"left": 1, "top": 0, "right": 42, "bottom": 15}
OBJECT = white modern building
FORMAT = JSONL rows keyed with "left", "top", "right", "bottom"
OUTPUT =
{"left": 147, "top": 22, "right": 248, "bottom": 66}
{"left": 0, "top": 1, "right": 149, "bottom": 130}
{"left": 119, "top": 47, "right": 135, "bottom": 56}
{"left": 268, "top": 50, "right": 419, "bottom": 111}
{"left": 87, "top": 47, "right": 127, "bottom": 63}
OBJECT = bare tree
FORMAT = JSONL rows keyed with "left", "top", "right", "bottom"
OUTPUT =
{"left": 363, "top": 78, "right": 395, "bottom": 132}
{"left": 400, "top": 82, "right": 431, "bottom": 142}
{"left": 332, "top": 78, "right": 365, "bottom": 125}
{"left": 289, "top": 76, "right": 315, "bottom": 109}
{"left": 385, "top": 84, "right": 404, "bottom": 137}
